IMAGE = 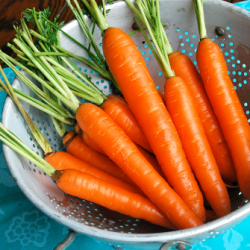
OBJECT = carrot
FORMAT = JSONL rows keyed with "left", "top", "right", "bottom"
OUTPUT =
{"left": 63, "top": 131, "right": 133, "bottom": 184}
{"left": 0, "top": 121, "right": 177, "bottom": 228}
{"left": 45, "top": 151, "right": 143, "bottom": 195}
{"left": 76, "top": 103, "right": 204, "bottom": 229}
{"left": 194, "top": 0, "right": 250, "bottom": 199}
{"left": 62, "top": 130, "right": 75, "bottom": 145}
{"left": 54, "top": 169, "right": 176, "bottom": 229}
{"left": 135, "top": 144, "right": 165, "bottom": 179}
{"left": 82, "top": 131, "right": 105, "bottom": 154}
{"left": 107, "top": 94, "right": 126, "bottom": 103}
{"left": 102, "top": 27, "right": 205, "bottom": 223}
{"left": 168, "top": 51, "right": 236, "bottom": 183}
{"left": 74, "top": 122, "right": 81, "bottom": 134}
{"left": 101, "top": 98, "right": 153, "bottom": 152}
{"left": 164, "top": 76, "right": 231, "bottom": 217}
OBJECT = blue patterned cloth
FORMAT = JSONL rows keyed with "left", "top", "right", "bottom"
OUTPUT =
{"left": 1, "top": 2, "right": 250, "bottom": 249}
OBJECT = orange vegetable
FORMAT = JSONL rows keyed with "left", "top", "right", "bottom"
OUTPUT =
{"left": 195, "top": 0, "right": 250, "bottom": 199}
{"left": 54, "top": 169, "right": 176, "bottom": 229}
{"left": 102, "top": 27, "right": 205, "bottom": 224}
{"left": 101, "top": 98, "right": 152, "bottom": 152}
{"left": 197, "top": 38, "right": 250, "bottom": 199}
{"left": 76, "top": 103, "right": 204, "bottom": 229}
{"left": 74, "top": 122, "right": 81, "bottom": 134}
{"left": 135, "top": 144, "right": 165, "bottom": 179}
{"left": 45, "top": 151, "right": 143, "bottom": 195}
{"left": 82, "top": 132, "right": 105, "bottom": 154}
{"left": 164, "top": 76, "right": 231, "bottom": 217}
{"left": 63, "top": 132, "right": 133, "bottom": 184}
{"left": 169, "top": 51, "right": 236, "bottom": 183}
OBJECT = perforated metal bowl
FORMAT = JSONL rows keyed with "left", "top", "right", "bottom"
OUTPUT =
{"left": 2, "top": 1, "right": 250, "bottom": 249}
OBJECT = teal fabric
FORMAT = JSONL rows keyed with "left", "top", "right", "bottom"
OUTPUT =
{"left": 1, "top": 2, "right": 250, "bottom": 249}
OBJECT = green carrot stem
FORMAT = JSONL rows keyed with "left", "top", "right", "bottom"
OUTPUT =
{"left": 50, "top": 96, "right": 67, "bottom": 137}
{"left": 88, "top": 0, "right": 109, "bottom": 32}
{"left": 0, "top": 123, "right": 55, "bottom": 176}
{"left": 136, "top": 1, "right": 174, "bottom": 78}
{"left": 67, "top": 0, "right": 106, "bottom": 66}
{"left": 22, "top": 33, "right": 80, "bottom": 106}
{"left": 34, "top": 52, "right": 68, "bottom": 56}
{"left": 134, "top": 17, "right": 163, "bottom": 70}
{"left": 193, "top": 0, "right": 207, "bottom": 40}
{"left": 13, "top": 37, "right": 69, "bottom": 98}
{"left": 25, "top": 8, "right": 92, "bottom": 54}
{"left": 0, "top": 51, "right": 76, "bottom": 115}
{"left": 124, "top": 0, "right": 144, "bottom": 21}
{"left": 20, "top": 17, "right": 33, "bottom": 41}
{"left": 45, "top": 56, "right": 106, "bottom": 101}
{"left": 0, "top": 51, "right": 77, "bottom": 118}
{"left": 53, "top": 45, "right": 110, "bottom": 80}
{"left": 49, "top": 47, "right": 104, "bottom": 97}
{"left": 0, "top": 66, "right": 52, "bottom": 154}
{"left": 7, "top": 43, "right": 25, "bottom": 56}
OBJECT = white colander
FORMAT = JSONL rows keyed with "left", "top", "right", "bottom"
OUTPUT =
{"left": 2, "top": 1, "right": 250, "bottom": 249}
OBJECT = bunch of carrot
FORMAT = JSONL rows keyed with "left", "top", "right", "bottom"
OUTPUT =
{"left": 2, "top": 0, "right": 250, "bottom": 233}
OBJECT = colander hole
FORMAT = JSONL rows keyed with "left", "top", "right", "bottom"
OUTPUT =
{"left": 70, "top": 199, "right": 73, "bottom": 203}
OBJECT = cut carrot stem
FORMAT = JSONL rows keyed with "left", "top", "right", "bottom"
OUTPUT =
{"left": 101, "top": 98, "right": 153, "bottom": 153}
{"left": 164, "top": 76, "right": 231, "bottom": 217}
{"left": 63, "top": 132, "right": 133, "bottom": 184}
{"left": 194, "top": 0, "right": 250, "bottom": 199}
{"left": 76, "top": 103, "right": 204, "bottom": 229}
{"left": 45, "top": 151, "right": 143, "bottom": 195}
{"left": 54, "top": 169, "right": 176, "bottom": 229}
{"left": 103, "top": 27, "right": 205, "bottom": 223}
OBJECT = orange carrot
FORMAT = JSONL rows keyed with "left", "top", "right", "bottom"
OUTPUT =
{"left": 101, "top": 98, "right": 152, "bottom": 152}
{"left": 164, "top": 76, "right": 231, "bottom": 217}
{"left": 76, "top": 103, "right": 204, "bottom": 229}
{"left": 169, "top": 51, "right": 236, "bottom": 183}
{"left": 102, "top": 27, "right": 205, "bottom": 223}
{"left": 54, "top": 169, "right": 176, "bottom": 228}
{"left": 62, "top": 130, "right": 75, "bottom": 146}
{"left": 45, "top": 151, "right": 143, "bottom": 195}
{"left": 195, "top": 0, "right": 250, "bottom": 199}
{"left": 74, "top": 122, "right": 81, "bottom": 134}
{"left": 82, "top": 132, "right": 105, "bottom": 154}
{"left": 63, "top": 132, "right": 133, "bottom": 184}
{"left": 107, "top": 94, "right": 126, "bottom": 103}
{"left": 135, "top": 144, "right": 165, "bottom": 179}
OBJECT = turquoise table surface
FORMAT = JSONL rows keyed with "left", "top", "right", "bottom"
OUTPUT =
{"left": 1, "top": 2, "right": 250, "bottom": 249}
